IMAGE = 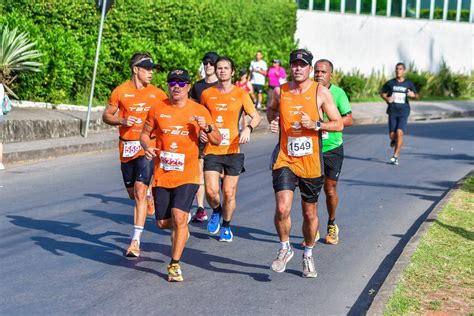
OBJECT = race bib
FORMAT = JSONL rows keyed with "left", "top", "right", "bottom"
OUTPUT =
{"left": 322, "top": 131, "right": 329, "bottom": 140}
{"left": 219, "top": 128, "right": 230, "bottom": 146}
{"left": 287, "top": 136, "right": 313, "bottom": 157}
{"left": 393, "top": 92, "right": 406, "bottom": 104}
{"left": 160, "top": 151, "right": 185, "bottom": 172}
{"left": 122, "top": 140, "right": 141, "bottom": 158}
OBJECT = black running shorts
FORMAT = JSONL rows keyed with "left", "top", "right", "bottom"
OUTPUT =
{"left": 204, "top": 153, "right": 245, "bottom": 176}
{"left": 323, "top": 145, "right": 344, "bottom": 181}
{"left": 120, "top": 155, "right": 154, "bottom": 188}
{"left": 388, "top": 114, "right": 409, "bottom": 133}
{"left": 153, "top": 184, "right": 199, "bottom": 220}
{"left": 272, "top": 167, "right": 324, "bottom": 203}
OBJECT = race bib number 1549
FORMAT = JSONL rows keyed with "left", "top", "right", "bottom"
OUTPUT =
{"left": 287, "top": 136, "right": 313, "bottom": 157}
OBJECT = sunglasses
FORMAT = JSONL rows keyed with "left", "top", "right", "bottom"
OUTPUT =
{"left": 203, "top": 61, "right": 215, "bottom": 66}
{"left": 168, "top": 81, "right": 188, "bottom": 87}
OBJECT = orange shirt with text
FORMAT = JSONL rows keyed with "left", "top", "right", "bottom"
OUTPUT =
{"left": 109, "top": 81, "right": 167, "bottom": 162}
{"left": 201, "top": 86, "right": 257, "bottom": 155}
{"left": 146, "top": 99, "right": 214, "bottom": 188}
{"left": 273, "top": 82, "right": 323, "bottom": 178}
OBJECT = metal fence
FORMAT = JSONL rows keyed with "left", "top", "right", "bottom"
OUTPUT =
{"left": 296, "top": 0, "right": 473, "bottom": 22}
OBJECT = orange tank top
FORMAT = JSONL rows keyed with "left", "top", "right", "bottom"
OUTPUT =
{"left": 273, "top": 81, "right": 323, "bottom": 178}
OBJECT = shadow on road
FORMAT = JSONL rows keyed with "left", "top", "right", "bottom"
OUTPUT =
{"left": 7, "top": 214, "right": 271, "bottom": 282}
{"left": 84, "top": 193, "right": 134, "bottom": 206}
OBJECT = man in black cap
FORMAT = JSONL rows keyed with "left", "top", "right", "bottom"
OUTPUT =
{"left": 140, "top": 68, "right": 221, "bottom": 281}
{"left": 190, "top": 51, "right": 219, "bottom": 222}
{"left": 103, "top": 52, "right": 167, "bottom": 258}
{"left": 267, "top": 48, "right": 343, "bottom": 278}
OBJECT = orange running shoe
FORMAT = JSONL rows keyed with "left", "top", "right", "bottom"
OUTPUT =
{"left": 168, "top": 263, "right": 184, "bottom": 282}
{"left": 325, "top": 224, "right": 339, "bottom": 245}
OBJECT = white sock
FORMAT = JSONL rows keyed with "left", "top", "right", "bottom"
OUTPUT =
{"left": 132, "top": 225, "right": 144, "bottom": 245}
{"left": 304, "top": 245, "right": 313, "bottom": 257}
{"left": 280, "top": 240, "right": 290, "bottom": 250}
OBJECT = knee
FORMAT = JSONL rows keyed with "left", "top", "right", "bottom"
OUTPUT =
{"left": 206, "top": 186, "right": 219, "bottom": 199}
{"left": 324, "top": 184, "right": 337, "bottom": 198}
{"left": 275, "top": 203, "right": 290, "bottom": 220}
{"left": 396, "top": 129, "right": 404, "bottom": 137}
{"left": 222, "top": 188, "right": 236, "bottom": 202}
{"left": 173, "top": 212, "right": 188, "bottom": 228}
{"left": 156, "top": 219, "right": 169, "bottom": 229}
{"left": 302, "top": 209, "right": 317, "bottom": 222}
{"left": 134, "top": 184, "right": 147, "bottom": 201}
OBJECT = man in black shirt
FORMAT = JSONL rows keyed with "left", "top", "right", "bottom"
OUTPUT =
{"left": 190, "top": 51, "right": 219, "bottom": 222}
{"left": 380, "top": 63, "right": 418, "bottom": 165}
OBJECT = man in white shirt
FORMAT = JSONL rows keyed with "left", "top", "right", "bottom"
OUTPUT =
{"left": 248, "top": 51, "right": 268, "bottom": 110}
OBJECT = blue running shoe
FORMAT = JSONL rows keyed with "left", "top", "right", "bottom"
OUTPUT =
{"left": 207, "top": 212, "right": 221, "bottom": 235}
{"left": 219, "top": 226, "right": 233, "bottom": 242}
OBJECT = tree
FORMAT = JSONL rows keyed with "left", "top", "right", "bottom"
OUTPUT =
{"left": 0, "top": 25, "right": 42, "bottom": 98}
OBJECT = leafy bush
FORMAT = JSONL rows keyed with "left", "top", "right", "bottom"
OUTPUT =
{"left": 0, "top": 0, "right": 297, "bottom": 104}
{"left": 339, "top": 72, "right": 366, "bottom": 100}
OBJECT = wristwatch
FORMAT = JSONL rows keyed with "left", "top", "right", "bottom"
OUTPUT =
{"left": 205, "top": 125, "right": 213, "bottom": 134}
{"left": 247, "top": 124, "right": 254, "bottom": 133}
{"left": 314, "top": 121, "right": 321, "bottom": 131}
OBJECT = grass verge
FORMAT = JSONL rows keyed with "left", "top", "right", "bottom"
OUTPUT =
{"left": 384, "top": 175, "right": 474, "bottom": 315}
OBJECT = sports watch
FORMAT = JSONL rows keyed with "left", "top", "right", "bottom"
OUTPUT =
{"left": 314, "top": 121, "right": 321, "bottom": 131}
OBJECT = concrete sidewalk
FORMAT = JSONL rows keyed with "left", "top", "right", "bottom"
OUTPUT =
{"left": 1, "top": 100, "right": 473, "bottom": 165}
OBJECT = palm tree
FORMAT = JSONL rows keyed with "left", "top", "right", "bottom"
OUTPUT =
{"left": 0, "top": 25, "right": 42, "bottom": 99}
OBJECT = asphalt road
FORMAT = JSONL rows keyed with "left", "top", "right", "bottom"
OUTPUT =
{"left": 1, "top": 119, "right": 473, "bottom": 315}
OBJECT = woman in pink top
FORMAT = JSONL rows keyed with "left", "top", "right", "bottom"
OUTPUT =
{"left": 266, "top": 59, "right": 287, "bottom": 108}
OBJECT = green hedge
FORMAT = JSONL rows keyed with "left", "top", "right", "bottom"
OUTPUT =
{"left": 332, "top": 62, "right": 472, "bottom": 101}
{"left": 0, "top": 0, "right": 297, "bottom": 104}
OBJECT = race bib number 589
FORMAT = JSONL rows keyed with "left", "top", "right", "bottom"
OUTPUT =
{"left": 288, "top": 136, "right": 313, "bottom": 157}
{"left": 122, "top": 140, "right": 141, "bottom": 158}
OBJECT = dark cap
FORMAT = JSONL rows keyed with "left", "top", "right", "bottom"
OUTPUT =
{"left": 167, "top": 68, "right": 190, "bottom": 82}
{"left": 202, "top": 51, "right": 219, "bottom": 63}
{"left": 239, "top": 69, "right": 247, "bottom": 76}
{"left": 272, "top": 58, "right": 281, "bottom": 64}
{"left": 289, "top": 50, "right": 313, "bottom": 65}
{"left": 134, "top": 57, "right": 159, "bottom": 69}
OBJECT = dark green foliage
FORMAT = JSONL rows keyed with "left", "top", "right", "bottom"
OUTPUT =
{"left": 406, "top": 71, "right": 428, "bottom": 94}
{"left": 339, "top": 74, "right": 366, "bottom": 100}
{"left": 0, "top": 0, "right": 297, "bottom": 104}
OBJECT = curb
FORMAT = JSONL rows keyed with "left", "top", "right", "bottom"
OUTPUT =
{"left": 366, "top": 170, "right": 474, "bottom": 315}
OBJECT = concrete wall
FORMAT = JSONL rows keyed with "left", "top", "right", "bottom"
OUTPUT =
{"left": 295, "top": 10, "right": 473, "bottom": 75}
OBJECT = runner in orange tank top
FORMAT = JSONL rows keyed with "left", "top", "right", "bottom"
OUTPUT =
{"left": 266, "top": 49, "right": 343, "bottom": 278}
{"left": 140, "top": 68, "right": 221, "bottom": 282}
{"left": 200, "top": 56, "right": 261, "bottom": 242}
{"left": 102, "top": 52, "right": 166, "bottom": 259}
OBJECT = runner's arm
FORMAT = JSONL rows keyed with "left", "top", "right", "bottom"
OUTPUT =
{"left": 319, "top": 86, "right": 343, "bottom": 132}
{"left": 102, "top": 104, "right": 135, "bottom": 127}
{"left": 239, "top": 111, "right": 261, "bottom": 144}
{"left": 342, "top": 113, "right": 353, "bottom": 127}
{"left": 140, "top": 123, "right": 158, "bottom": 160}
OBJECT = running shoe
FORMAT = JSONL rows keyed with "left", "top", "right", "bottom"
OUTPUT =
{"left": 390, "top": 139, "right": 396, "bottom": 148}
{"left": 0, "top": 163, "right": 5, "bottom": 170}
{"left": 207, "top": 212, "right": 221, "bottom": 235}
{"left": 325, "top": 223, "right": 339, "bottom": 245}
{"left": 219, "top": 226, "right": 233, "bottom": 242}
{"left": 390, "top": 156, "right": 399, "bottom": 165}
{"left": 301, "top": 230, "right": 320, "bottom": 247}
{"left": 270, "top": 247, "right": 294, "bottom": 273}
{"left": 125, "top": 240, "right": 140, "bottom": 258}
{"left": 167, "top": 263, "right": 184, "bottom": 282}
{"left": 192, "top": 207, "right": 208, "bottom": 222}
{"left": 302, "top": 255, "right": 317, "bottom": 278}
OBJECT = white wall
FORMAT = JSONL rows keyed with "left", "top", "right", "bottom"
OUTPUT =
{"left": 295, "top": 10, "right": 473, "bottom": 75}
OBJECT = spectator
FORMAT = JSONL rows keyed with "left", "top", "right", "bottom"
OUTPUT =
{"left": 248, "top": 51, "right": 268, "bottom": 109}
{"left": 235, "top": 69, "right": 256, "bottom": 104}
{"left": 266, "top": 58, "right": 287, "bottom": 109}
